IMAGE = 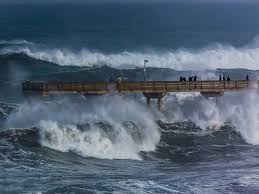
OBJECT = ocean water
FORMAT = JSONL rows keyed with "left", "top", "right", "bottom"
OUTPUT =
{"left": 1, "top": 2, "right": 259, "bottom": 193}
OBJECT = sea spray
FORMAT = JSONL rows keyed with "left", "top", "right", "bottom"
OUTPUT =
{"left": 162, "top": 91, "right": 259, "bottom": 144}
{"left": 5, "top": 96, "right": 160, "bottom": 160}
{"left": 221, "top": 91, "right": 259, "bottom": 145}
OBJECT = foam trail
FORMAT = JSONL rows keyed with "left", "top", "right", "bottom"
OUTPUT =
{"left": 5, "top": 96, "right": 160, "bottom": 160}
{"left": 1, "top": 43, "right": 259, "bottom": 70}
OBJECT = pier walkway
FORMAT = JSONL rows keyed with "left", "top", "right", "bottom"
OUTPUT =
{"left": 22, "top": 80, "right": 257, "bottom": 110}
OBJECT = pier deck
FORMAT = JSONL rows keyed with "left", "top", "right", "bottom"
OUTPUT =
{"left": 22, "top": 80, "right": 257, "bottom": 110}
{"left": 23, "top": 80, "right": 255, "bottom": 94}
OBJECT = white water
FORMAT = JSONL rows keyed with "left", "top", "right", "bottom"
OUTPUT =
{"left": 1, "top": 39, "right": 259, "bottom": 70}
{"left": 162, "top": 91, "right": 259, "bottom": 145}
{"left": 3, "top": 91, "right": 259, "bottom": 157}
{"left": 5, "top": 96, "right": 160, "bottom": 160}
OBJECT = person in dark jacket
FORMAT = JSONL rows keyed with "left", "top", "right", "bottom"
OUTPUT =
{"left": 246, "top": 75, "right": 249, "bottom": 81}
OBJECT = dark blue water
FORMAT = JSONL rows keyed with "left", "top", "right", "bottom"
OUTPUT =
{"left": 1, "top": 3, "right": 259, "bottom": 52}
{"left": 1, "top": 2, "right": 259, "bottom": 193}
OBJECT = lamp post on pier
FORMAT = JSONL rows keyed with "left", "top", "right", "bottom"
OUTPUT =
{"left": 144, "top": 59, "right": 149, "bottom": 81}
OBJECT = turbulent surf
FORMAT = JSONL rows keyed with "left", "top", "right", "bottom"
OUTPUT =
{"left": 1, "top": 2, "right": 259, "bottom": 193}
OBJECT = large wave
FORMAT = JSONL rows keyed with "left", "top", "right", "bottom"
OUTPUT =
{"left": 2, "top": 91, "right": 259, "bottom": 159}
{"left": 5, "top": 96, "right": 160, "bottom": 160}
{"left": 1, "top": 38, "right": 259, "bottom": 70}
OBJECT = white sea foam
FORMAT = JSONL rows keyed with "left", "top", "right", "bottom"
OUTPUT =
{"left": 5, "top": 96, "right": 160, "bottom": 160}
{"left": 1, "top": 40, "right": 259, "bottom": 70}
{"left": 163, "top": 91, "right": 259, "bottom": 145}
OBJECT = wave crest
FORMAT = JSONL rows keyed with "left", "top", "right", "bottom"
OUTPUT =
{"left": 39, "top": 119, "right": 157, "bottom": 160}
{"left": 1, "top": 40, "right": 259, "bottom": 70}
{"left": 5, "top": 96, "right": 160, "bottom": 160}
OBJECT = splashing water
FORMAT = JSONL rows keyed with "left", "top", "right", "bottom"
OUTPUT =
{"left": 3, "top": 90, "right": 259, "bottom": 159}
{"left": 162, "top": 91, "right": 259, "bottom": 145}
{"left": 5, "top": 96, "right": 160, "bottom": 160}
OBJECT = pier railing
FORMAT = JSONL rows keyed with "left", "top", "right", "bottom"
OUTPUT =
{"left": 118, "top": 80, "right": 253, "bottom": 93}
{"left": 22, "top": 80, "right": 255, "bottom": 95}
{"left": 22, "top": 82, "right": 109, "bottom": 94}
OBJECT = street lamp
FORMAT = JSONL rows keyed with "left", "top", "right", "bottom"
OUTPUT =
{"left": 144, "top": 59, "right": 148, "bottom": 81}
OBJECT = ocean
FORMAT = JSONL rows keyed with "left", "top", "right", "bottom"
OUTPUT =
{"left": 1, "top": 2, "right": 259, "bottom": 193}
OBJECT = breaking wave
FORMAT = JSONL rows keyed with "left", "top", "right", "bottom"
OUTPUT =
{"left": 162, "top": 91, "right": 259, "bottom": 145}
{"left": 1, "top": 38, "right": 259, "bottom": 70}
{"left": 1, "top": 91, "right": 259, "bottom": 160}
{"left": 4, "top": 96, "right": 160, "bottom": 160}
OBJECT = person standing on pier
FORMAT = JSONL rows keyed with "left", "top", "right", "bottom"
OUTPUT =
{"left": 193, "top": 75, "right": 198, "bottom": 89}
{"left": 245, "top": 75, "right": 249, "bottom": 88}
{"left": 219, "top": 75, "right": 222, "bottom": 81}
{"left": 246, "top": 75, "right": 249, "bottom": 81}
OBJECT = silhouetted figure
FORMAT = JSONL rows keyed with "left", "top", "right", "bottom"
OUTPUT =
{"left": 189, "top": 76, "right": 193, "bottom": 82}
{"left": 193, "top": 75, "right": 197, "bottom": 81}
{"left": 180, "top": 76, "right": 183, "bottom": 82}
{"left": 223, "top": 75, "right": 226, "bottom": 81}
{"left": 183, "top": 77, "right": 186, "bottom": 82}
{"left": 219, "top": 75, "right": 222, "bottom": 81}
{"left": 246, "top": 75, "right": 249, "bottom": 81}
{"left": 227, "top": 76, "right": 230, "bottom": 81}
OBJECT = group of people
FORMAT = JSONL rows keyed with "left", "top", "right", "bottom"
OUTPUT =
{"left": 219, "top": 75, "right": 231, "bottom": 81}
{"left": 179, "top": 75, "right": 198, "bottom": 82}
{"left": 219, "top": 75, "right": 249, "bottom": 81}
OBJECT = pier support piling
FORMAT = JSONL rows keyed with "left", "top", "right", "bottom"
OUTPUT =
{"left": 158, "top": 97, "right": 162, "bottom": 111}
{"left": 147, "top": 97, "right": 151, "bottom": 107}
{"left": 143, "top": 92, "right": 166, "bottom": 111}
